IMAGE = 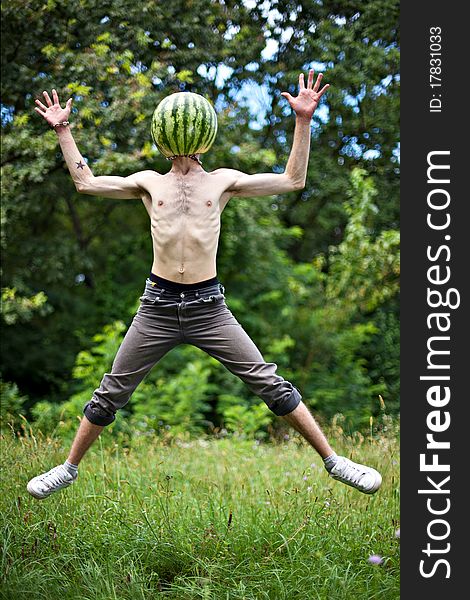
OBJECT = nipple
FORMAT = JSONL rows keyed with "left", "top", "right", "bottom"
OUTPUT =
{"left": 158, "top": 200, "right": 164, "bottom": 206}
{"left": 206, "top": 200, "right": 212, "bottom": 207}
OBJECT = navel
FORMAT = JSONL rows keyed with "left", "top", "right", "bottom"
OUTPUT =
{"left": 178, "top": 264, "right": 185, "bottom": 274}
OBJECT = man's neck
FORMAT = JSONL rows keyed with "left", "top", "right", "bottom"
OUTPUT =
{"left": 169, "top": 156, "right": 204, "bottom": 176}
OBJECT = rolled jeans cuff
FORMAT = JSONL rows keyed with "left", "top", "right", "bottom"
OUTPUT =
{"left": 271, "top": 386, "right": 302, "bottom": 416}
{"left": 83, "top": 400, "right": 116, "bottom": 426}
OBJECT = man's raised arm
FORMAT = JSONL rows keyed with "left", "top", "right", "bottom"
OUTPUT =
{"left": 35, "top": 89, "right": 152, "bottom": 199}
{"left": 220, "top": 70, "right": 329, "bottom": 198}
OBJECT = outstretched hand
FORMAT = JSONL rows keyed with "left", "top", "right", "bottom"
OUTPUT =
{"left": 34, "top": 89, "right": 73, "bottom": 127}
{"left": 281, "top": 70, "right": 330, "bottom": 120}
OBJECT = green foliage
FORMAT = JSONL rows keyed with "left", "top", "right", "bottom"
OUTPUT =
{"left": 276, "top": 169, "right": 399, "bottom": 429}
{"left": 29, "top": 321, "right": 126, "bottom": 437}
{"left": 1, "top": 0, "right": 400, "bottom": 434}
{"left": 1, "top": 287, "right": 51, "bottom": 325}
{"left": 71, "top": 320, "right": 127, "bottom": 387}
{"left": 0, "top": 380, "right": 27, "bottom": 432}
{"left": 129, "top": 348, "right": 216, "bottom": 438}
{"left": 222, "top": 402, "right": 273, "bottom": 440}
{"left": 326, "top": 169, "right": 400, "bottom": 315}
{"left": 365, "top": 301, "right": 400, "bottom": 415}
{"left": 64, "top": 320, "right": 127, "bottom": 426}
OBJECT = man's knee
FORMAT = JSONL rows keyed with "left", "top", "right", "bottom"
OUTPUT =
{"left": 264, "top": 384, "right": 302, "bottom": 417}
{"left": 83, "top": 398, "right": 116, "bottom": 426}
{"left": 83, "top": 369, "right": 142, "bottom": 426}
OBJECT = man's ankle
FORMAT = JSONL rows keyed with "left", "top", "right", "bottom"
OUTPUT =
{"left": 63, "top": 460, "right": 79, "bottom": 476}
{"left": 323, "top": 452, "right": 338, "bottom": 472}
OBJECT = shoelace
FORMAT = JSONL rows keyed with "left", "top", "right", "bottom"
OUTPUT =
{"left": 336, "top": 460, "right": 367, "bottom": 485}
{"left": 38, "top": 467, "right": 70, "bottom": 489}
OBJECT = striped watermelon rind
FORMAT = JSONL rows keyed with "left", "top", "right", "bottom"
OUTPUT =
{"left": 151, "top": 92, "right": 218, "bottom": 157}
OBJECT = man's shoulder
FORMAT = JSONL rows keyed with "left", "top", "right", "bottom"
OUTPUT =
{"left": 133, "top": 169, "right": 162, "bottom": 179}
{"left": 130, "top": 169, "right": 162, "bottom": 186}
{"left": 210, "top": 168, "right": 240, "bottom": 176}
{"left": 209, "top": 168, "right": 242, "bottom": 185}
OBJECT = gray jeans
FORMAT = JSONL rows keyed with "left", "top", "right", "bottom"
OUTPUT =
{"left": 83, "top": 279, "right": 302, "bottom": 426}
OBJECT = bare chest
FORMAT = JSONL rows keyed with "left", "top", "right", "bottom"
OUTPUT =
{"left": 148, "top": 174, "right": 228, "bottom": 220}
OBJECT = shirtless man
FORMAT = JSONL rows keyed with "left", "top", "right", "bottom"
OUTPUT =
{"left": 27, "top": 71, "right": 382, "bottom": 499}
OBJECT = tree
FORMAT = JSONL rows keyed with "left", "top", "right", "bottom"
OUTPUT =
{"left": 1, "top": 0, "right": 399, "bottom": 429}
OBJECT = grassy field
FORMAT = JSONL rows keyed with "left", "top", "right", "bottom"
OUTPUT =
{"left": 1, "top": 426, "right": 399, "bottom": 599}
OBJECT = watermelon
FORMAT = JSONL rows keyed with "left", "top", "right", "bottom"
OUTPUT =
{"left": 151, "top": 92, "right": 218, "bottom": 158}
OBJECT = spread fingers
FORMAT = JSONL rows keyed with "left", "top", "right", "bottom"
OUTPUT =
{"left": 313, "top": 73, "right": 323, "bottom": 92}
{"left": 307, "top": 69, "right": 315, "bottom": 88}
{"left": 42, "top": 91, "right": 53, "bottom": 107}
{"left": 35, "top": 98, "right": 48, "bottom": 111}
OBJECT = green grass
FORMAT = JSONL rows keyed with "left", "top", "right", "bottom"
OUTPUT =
{"left": 1, "top": 428, "right": 399, "bottom": 599}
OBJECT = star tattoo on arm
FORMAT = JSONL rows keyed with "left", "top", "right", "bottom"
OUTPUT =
{"left": 75, "top": 161, "right": 85, "bottom": 169}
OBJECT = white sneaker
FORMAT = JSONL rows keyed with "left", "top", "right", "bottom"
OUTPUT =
{"left": 27, "top": 465, "right": 77, "bottom": 500}
{"left": 328, "top": 456, "right": 382, "bottom": 494}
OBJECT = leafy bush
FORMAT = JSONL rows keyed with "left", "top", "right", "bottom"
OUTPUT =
{"left": 222, "top": 401, "right": 273, "bottom": 440}
{"left": 1, "top": 287, "right": 51, "bottom": 325}
{"left": 283, "top": 169, "right": 400, "bottom": 429}
{"left": 0, "top": 379, "right": 28, "bottom": 432}
{"left": 129, "top": 350, "right": 216, "bottom": 438}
